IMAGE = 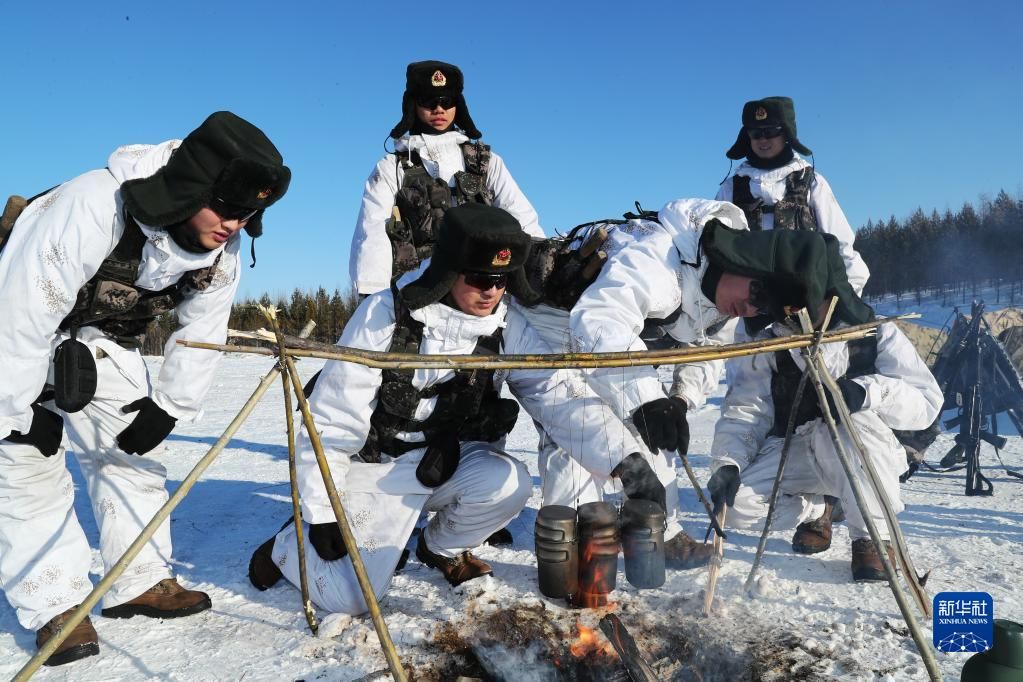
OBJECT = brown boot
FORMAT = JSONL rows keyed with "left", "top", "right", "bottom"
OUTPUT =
{"left": 663, "top": 531, "right": 713, "bottom": 569}
{"left": 791, "top": 496, "right": 838, "bottom": 555}
{"left": 248, "top": 535, "right": 283, "bottom": 591}
{"left": 101, "top": 578, "right": 211, "bottom": 619}
{"left": 850, "top": 538, "right": 896, "bottom": 583}
{"left": 416, "top": 539, "right": 492, "bottom": 586}
{"left": 36, "top": 608, "right": 99, "bottom": 667}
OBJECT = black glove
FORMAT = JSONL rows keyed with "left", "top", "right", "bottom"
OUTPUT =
{"left": 308, "top": 522, "right": 348, "bottom": 561}
{"left": 707, "top": 465, "right": 740, "bottom": 508}
{"left": 5, "top": 404, "right": 64, "bottom": 457}
{"left": 613, "top": 452, "right": 667, "bottom": 513}
{"left": 416, "top": 429, "right": 461, "bottom": 487}
{"left": 116, "top": 398, "right": 177, "bottom": 456}
{"left": 824, "top": 377, "right": 867, "bottom": 423}
{"left": 632, "top": 397, "right": 690, "bottom": 454}
{"left": 462, "top": 397, "right": 520, "bottom": 443}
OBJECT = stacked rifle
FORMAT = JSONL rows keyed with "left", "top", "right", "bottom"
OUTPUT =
{"left": 914, "top": 302, "right": 1023, "bottom": 494}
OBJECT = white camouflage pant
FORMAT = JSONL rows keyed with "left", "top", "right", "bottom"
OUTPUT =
{"left": 727, "top": 411, "right": 908, "bottom": 541}
{"left": 524, "top": 303, "right": 688, "bottom": 539}
{"left": 272, "top": 442, "right": 531, "bottom": 615}
{"left": 0, "top": 333, "right": 174, "bottom": 631}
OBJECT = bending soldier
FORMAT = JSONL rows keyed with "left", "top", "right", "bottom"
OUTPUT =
{"left": 0, "top": 112, "right": 290, "bottom": 665}
{"left": 525, "top": 198, "right": 845, "bottom": 569}
{"left": 349, "top": 60, "right": 545, "bottom": 296}
{"left": 706, "top": 232, "right": 942, "bottom": 581}
{"left": 250, "top": 204, "right": 656, "bottom": 615}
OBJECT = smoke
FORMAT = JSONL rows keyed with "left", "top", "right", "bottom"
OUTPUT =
{"left": 472, "top": 641, "right": 560, "bottom": 682}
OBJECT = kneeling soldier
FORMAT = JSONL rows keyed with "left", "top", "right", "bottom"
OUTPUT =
{"left": 706, "top": 230, "right": 942, "bottom": 581}
{"left": 250, "top": 204, "right": 658, "bottom": 615}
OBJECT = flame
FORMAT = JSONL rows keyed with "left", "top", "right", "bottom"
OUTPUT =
{"left": 576, "top": 539, "right": 616, "bottom": 608}
{"left": 569, "top": 622, "right": 615, "bottom": 658}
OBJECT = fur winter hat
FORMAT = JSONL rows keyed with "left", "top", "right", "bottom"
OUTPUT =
{"left": 389, "top": 60, "right": 482, "bottom": 139}
{"left": 400, "top": 204, "right": 537, "bottom": 310}
{"left": 120, "top": 111, "right": 291, "bottom": 238}
{"left": 726, "top": 96, "right": 812, "bottom": 160}
{"left": 700, "top": 219, "right": 874, "bottom": 329}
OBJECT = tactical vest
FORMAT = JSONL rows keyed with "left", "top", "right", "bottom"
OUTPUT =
{"left": 59, "top": 216, "right": 220, "bottom": 347}
{"left": 769, "top": 335, "right": 878, "bottom": 436}
{"left": 357, "top": 288, "right": 510, "bottom": 463}
{"left": 732, "top": 167, "right": 818, "bottom": 232}
{"left": 386, "top": 142, "right": 495, "bottom": 279}
{"left": 524, "top": 207, "right": 658, "bottom": 313}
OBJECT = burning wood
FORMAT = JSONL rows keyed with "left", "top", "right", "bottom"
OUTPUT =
{"left": 598, "top": 614, "right": 660, "bottom": 682}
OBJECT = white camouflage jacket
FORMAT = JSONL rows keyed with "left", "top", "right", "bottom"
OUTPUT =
{"left": 0, "top": 142, "right": 241, "bottom": 438}
{"left": 296, "top": 279, "right": 638, "bottom": 525}
{"left": 569, "top": 198, "right": 749, "bottom": 420}
{"left": 716, "top": 156, "right": 870, "bottom": 294}
{"left": 349, "top": 131, "right": 545, "bottom": 295}
{"left": 710, "top": 321, "right": 943, "bottom": 474}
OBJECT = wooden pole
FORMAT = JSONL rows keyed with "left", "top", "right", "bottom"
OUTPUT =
{"left": 276, "top": 321, "right": 319, "bottom": 635}
{"left": 702, "top": 504, "right": 728, "bottom": 616}
{"left": 679, "top": 452, "right": 726, "bottom": 540}
{"left": 795, "top": 310, "right": 941, "bottom": 681}
{"left": 179, "top": 316, "right": 913, "bottom": 371}
{"left": 261, "top": 307, "right": 408, "bottom": 682}
{"left": 816, "top": 363, "right": 932, "bottom": 618}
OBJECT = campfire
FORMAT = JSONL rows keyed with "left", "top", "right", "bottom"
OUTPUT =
{"left": 428, "top": 602, "right": 680, "bottom": 681}
{"left": 418, "top": 594, "right": 870, "bottom": 681}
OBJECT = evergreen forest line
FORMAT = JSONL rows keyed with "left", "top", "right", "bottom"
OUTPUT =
{"left": 857, "top": 189, "right": 1023, "bottom": 306}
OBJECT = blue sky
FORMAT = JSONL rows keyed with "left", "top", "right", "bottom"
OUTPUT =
{"left": 2, "top": 1, "right": 1020, "bottom": 299}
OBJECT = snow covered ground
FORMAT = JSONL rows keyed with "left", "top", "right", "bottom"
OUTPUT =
{"left": 2, "top": 294, "right": 1021, "bottom": 681}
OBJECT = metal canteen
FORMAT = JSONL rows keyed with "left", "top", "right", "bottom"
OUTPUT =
{"left": 534, "top": 505, "right": 578, "bottom": 600}
{"left": 620, "top": 498, "right": 666, "bottom": 589}
{"left": 572, "top": 501, "right": 619, "bottom": 608}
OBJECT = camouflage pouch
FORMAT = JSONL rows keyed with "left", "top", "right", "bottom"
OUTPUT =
{"left": 91, "top": 280, "right": 140, "bottom": 316}
{"left": 454, "top": 170, "right": 489, "bottom": 204}
{"left": 538, "top": 226, "right": 610, "bottom": 310}
{"left": 377, "top": 381, "right": 423, "bottom": 419}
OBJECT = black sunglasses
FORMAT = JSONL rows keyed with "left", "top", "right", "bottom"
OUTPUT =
{"left": 463, "top": 272, "right": 508, "bottom": 291}
{"left": 416, "top": 95, "right": 456, "bottom": 110}
{"left": 209, "top": 197, "right": 259, "bottom": 223}
{"left": 748, "top": 126, "right": 784, "bottom": 141}
{"left": 748, "top": 279, "right": 773, "bottom": 315}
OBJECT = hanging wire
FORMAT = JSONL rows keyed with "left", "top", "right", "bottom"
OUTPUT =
{"left": 717, "top": 159, "right": 734, "bottom": 186}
